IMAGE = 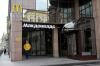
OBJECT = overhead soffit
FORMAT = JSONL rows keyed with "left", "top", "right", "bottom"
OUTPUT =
{"left": 49, "top": 0, "right": 75, "bottom": 8}
{"left": 79, "top": 0, "right": 92, "bottom": 6}
{"left": 49, "top": 0, "right": 92, "bottom": 8}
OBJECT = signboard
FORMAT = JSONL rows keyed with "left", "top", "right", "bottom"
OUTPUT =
{"left": 24, "top": 40, "right": 31, "bottom": 51}
{"left": 12, "top": 3, "right": 22, "bottom": 13}
{"left": 23, "top": 23, "right": 55, "bottom": 29}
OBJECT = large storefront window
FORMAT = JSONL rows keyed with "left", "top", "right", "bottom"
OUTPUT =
{"left": 23, "top": 9, "right": 48, "bottom": 23}
{"left": 22, "top": 27, "right": 53, "bottom": 56}
{"left": 49, "top": 0, "right": 75, "bottom": 24}
{"left": 60, "top": 8, "right": 74, "bottom": 23}
{"left": 22, "top": 0, "right": 51, "bottom": 23}
{"left": 59, "top": 7, "right": 75, "bottom": 23}
{"left": 80, "top": 0, "right": 93, "bottom": 17}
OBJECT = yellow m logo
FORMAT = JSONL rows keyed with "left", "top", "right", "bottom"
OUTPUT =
{"left": 12, "top": 3, "right": 22, "bottom": 13}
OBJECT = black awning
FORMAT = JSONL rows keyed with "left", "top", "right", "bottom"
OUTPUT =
{"left": 49, "top": 0, "right": 74, "bottom": 8}
{"left": 79, "top": 0, "right": 92, "bottom": 6}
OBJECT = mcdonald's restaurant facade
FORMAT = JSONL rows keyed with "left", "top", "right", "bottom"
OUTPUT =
{"left": 7, "top": 0, "right": 100, "bottom": 61}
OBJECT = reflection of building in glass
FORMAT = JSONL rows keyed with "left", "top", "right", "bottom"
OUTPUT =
{"left": 49, "top": 7, "right": 75, "bottom": 24}
{"left": 23, "top": 10, "right": 48, "bottom": 23}
{"left": 49, "top": 0, "right": 75, "bottom": 24}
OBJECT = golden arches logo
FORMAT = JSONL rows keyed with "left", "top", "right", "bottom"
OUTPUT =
{"left": 12, "top": 3, "right": 22, "bottom": 13}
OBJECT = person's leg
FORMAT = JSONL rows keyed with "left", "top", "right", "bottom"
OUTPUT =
{"left": 25, "top": 53, "right": 29, "bottom": 59}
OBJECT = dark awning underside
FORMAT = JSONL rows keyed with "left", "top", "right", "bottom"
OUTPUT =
{"left": 49, "top": 0, "right": 92, "bottom": 8}
{"left": 49, "top": 0, "right": 74, "bottom": 8}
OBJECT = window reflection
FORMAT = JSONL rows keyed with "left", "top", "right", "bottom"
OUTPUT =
{"left": 22, "top": 0, "right": 51, "bottom": 23}
{"left": 80, "top": 0, "right": 93, "bottom": 17}
{"left": 23, "top": 9, "right": 48, "bottom": 23}
{"left": 59, "top": 8, "right": 74, "bottom": 23}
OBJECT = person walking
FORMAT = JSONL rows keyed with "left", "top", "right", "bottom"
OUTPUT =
{"left": 4, "top": 49, "right": 6, "bottom": 54}
{"left": 24, "top": 40, "right": 31, "bottom": 59}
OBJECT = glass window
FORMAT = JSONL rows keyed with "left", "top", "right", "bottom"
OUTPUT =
{"left": 64, "top": 9, "right": 67, "bottom": 13}
{"left": 80, "top": 0, "right": 93, "bottom": 17}
{"left": 64, "top": 19, "right": 67, "bottom": 23}
{"left": 81, "top": 5, "right": 85, "bottom": 10}
{"left": 61, "top": 8, "right": 64, "bottom": 13}
{"left": 64, "top": 13, "right": 67, "bottom": 18}
{"left": 89, "top": 1, "right": 92, "bottom": 6}
{"left": 90, "top": 6, "right": 93, "bottom": 16}
{"left": 86, "top": 8, "right": 90, "bottom": 17}
{"left": 81, "top": 10, "right": 85, "bottom": 17}
{"left": 86, "top": 3, "right": 90, "bottom": 8}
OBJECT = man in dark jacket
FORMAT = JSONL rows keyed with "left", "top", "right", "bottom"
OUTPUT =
{"left": 4, "top": 49, "right": 6, "bottom": 54}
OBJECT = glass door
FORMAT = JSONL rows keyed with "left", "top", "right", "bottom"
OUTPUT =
{"left": 22, "top": 29, "right": 53, "bottom": 56}
{"left": 31, "top": 30, "right": 46, "bottom": 56}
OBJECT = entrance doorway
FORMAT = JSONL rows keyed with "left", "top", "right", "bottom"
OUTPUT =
{"left": 22, "top": 29, "right": 53, "bottom": 57}
{"left": 59, "top": 30, "right": 77, "bottom": 57}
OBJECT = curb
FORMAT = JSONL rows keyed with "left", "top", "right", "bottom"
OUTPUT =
{"left": 46, "top": 60, "right": 100, "bottom": 66}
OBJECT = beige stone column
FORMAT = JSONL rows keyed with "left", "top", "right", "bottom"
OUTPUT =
{"left": 10, "top": 14, "right": 22, "bottom": 61}
{"left": 53, "top": 26, "right": 59, "bottom": 57}
{"left": 91, "top": 19, "right": 96, "bottom": 55}
{"left": 10, "top": 0, "right": 22, "bottom": 61}
{"left": 74, "top": 0, "right": 80, "bottom": 20}
{"left": 92, "top": 0, "right": 100, "bottom": 59}
{"left": 10, "top": 0, "right": 36, "bottom": 61}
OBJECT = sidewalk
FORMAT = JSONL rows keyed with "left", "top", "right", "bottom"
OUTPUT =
{"left": 0, "top": 54, "right": 100, "bottom": 66}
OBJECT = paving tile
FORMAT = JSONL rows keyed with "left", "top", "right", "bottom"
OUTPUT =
{"left": 0, "top": 54, "right": 100, "bottom": 66}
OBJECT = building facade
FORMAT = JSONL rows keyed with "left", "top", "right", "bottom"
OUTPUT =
{"left": 7, "top": 0, "right": 100, "bottom": 61}
{"left": 49, "top": 0, "right": 96, "bottom": 60}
